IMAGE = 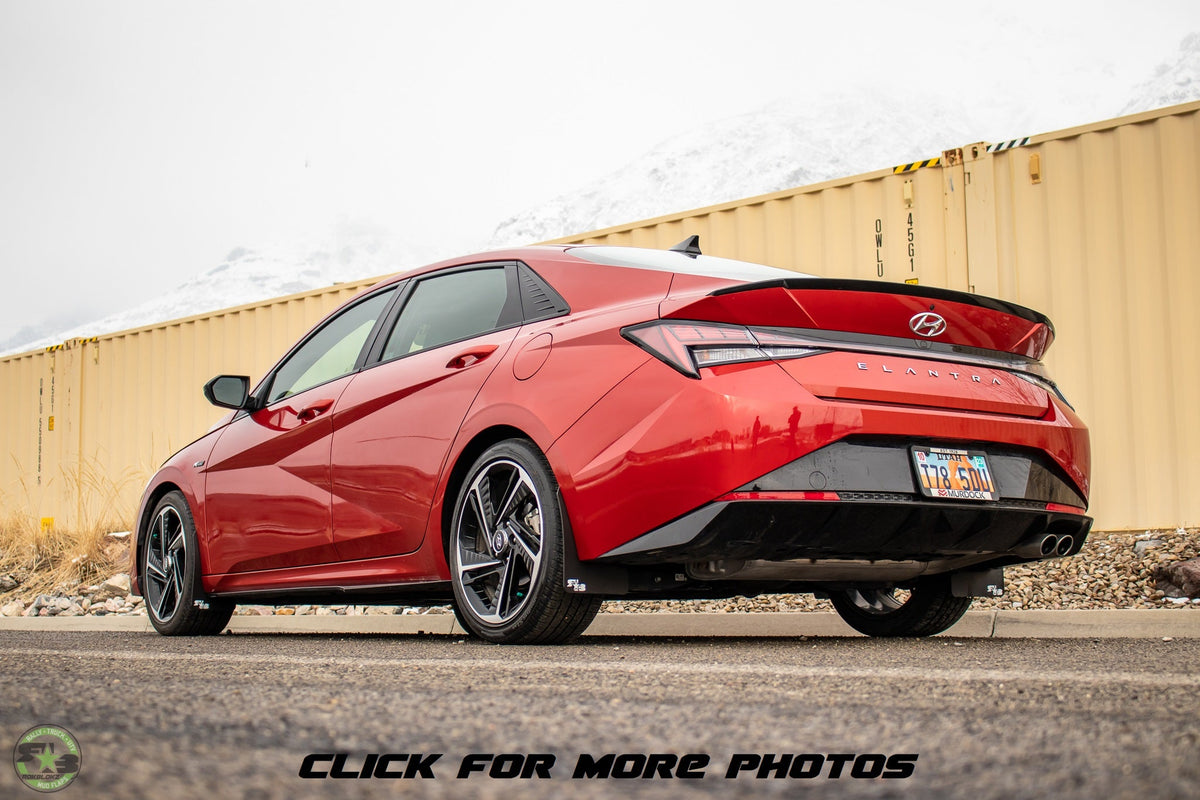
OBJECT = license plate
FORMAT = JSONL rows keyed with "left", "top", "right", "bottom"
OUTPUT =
{"left": 911, "top": 446, "right": 997, "bottom": 501}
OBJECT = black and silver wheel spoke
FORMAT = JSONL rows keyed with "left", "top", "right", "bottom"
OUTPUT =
{"left": 493, "top": 469, "right": 523, "bottom": 526}
{"left": 509, "top": 516, "right": 541, "bottom": 566}
{"left": 494, "top": 555, "right": 517, "bottom": 619}
{"left": 454, "top": 459, "right": 545, "bottom": 625}
{"left": 458, "top": 555, "right": 504, "bottom": 584}
{"left": 470, "top": 480, "right": 496, "bottom": 532}
{"left": 146, "top": 506, "right": 186, "bottom": 623}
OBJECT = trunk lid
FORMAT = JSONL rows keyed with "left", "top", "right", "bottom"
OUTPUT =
{"left": 661, "top": 278, "right": 1054, "bottom": 359}
{"left": 660, "top": 278, "right": 1055, "bottom": 417}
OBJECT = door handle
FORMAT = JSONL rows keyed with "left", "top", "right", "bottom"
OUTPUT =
{"left": 296, "top": 399, "right": 334, "bottom": 421}
{"left": 446, "top": 344, "right": 499, "bottom": 370}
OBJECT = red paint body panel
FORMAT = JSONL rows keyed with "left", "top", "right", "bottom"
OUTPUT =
{"left": 552, "top": 354, "right": 1088, "bottom": 561}
{"left": 129, "top": 435, "right": 219, "bottom": 597}
{"left": 203, "top": 379, "right": 351, "bottom": 574}
{"left": 784, "top": 352, "right": 1050, "bottom": 418}
{"left": 328, "top": 329, "right": 518, "bottom": 562}
{"left": 205, "top": 553, "right": 441, "bottom": 594}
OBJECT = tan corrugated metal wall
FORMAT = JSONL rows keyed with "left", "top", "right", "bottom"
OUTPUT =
{"left": 2, "top": 102, "right": 1197, "bottom": 532}
{"left": 0, "top": 278, "right": 380, "bottom": 530}
{"left": 547, "top": 101, "right": 1200, "bottom": 531}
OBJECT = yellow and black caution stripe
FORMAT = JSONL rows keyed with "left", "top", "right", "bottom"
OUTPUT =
{"left": 986, "top": 137, "right": 1030, "bottom": 152}
{"left": 893, "top": 157, "right": 940, "bottom": 174}
{"left": 44, "top": 336, "right": 99, "bottom": 353}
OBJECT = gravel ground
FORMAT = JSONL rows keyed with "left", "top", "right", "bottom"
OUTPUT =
{"left": 1, "top": 527, "right": 1196, "bottom": 619}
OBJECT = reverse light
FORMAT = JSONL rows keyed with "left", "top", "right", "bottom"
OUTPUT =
{"left": 622, "top": 321, "right": 824, "bottom": 378}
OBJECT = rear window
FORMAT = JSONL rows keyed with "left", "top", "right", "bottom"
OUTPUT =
{"left": 568, "top": 246, "right": 809, "bottom": 282}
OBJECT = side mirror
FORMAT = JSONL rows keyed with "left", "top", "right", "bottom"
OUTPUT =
{"left": 203, "top": 375, "right": 253, "bottom": 410}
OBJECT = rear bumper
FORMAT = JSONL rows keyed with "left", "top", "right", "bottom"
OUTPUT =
{"left": 553, "top": 357, "right": 1090, "bottom": 561}
{"left": 597, "top": 437, "right": 1092, "bottom": 565}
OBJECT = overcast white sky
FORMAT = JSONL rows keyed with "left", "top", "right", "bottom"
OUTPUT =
{"left": 2, "top": 0, "right": 1198, "bottom": 345}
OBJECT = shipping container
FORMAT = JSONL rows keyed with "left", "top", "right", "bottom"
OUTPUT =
{"left": 546, "top": 101, "right": 1200, "bottom": 531}
{"left": 0, "top": 278, "right": 380, "bottom": 531}
{"left": 2, "top": 101, "right": 1198, "bottom": 533}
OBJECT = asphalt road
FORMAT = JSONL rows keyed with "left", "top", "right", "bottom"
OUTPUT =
{"left": 1, "top": 631, "right": 1197, "bottom": 800}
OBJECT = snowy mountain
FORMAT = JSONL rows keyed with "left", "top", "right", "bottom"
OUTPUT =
{"left": 489, "top": 88, "right": 984, "bottom": 247}
{"left": 492, "top": 34, "right": 1200, "bottom": 247}
{"left": 1122, "top": 33, "right": 1200, "bottom": 114}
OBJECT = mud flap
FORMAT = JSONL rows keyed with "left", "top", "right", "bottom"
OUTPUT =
{"left": 558, "top": 490, "right": 629, "bottom": 595}
{"left": 951, "top": 567, "right": 1005, "bottom": 598}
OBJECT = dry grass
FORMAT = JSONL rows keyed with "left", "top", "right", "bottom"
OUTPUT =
{"left": 0, "top": 460, "right": 139, "bottom": 601}
{"left": 0, "top": 515, "right": 132, "bottom": 600}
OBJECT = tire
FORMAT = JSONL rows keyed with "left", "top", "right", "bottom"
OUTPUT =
{"left": 449, "top": 440, "right": 601, "bottom": 644}
{"left": 830, "top": 575, "right": 971, "bottom": 637}
{"left": 141, "top": 490, "right": 234, "bottom": 635}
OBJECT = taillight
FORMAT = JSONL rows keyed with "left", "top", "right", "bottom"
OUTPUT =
{"left": 622, "top": 320, "right": 824, "bottom": 378}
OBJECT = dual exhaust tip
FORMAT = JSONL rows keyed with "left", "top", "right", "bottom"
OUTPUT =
{"left": 1014, "top": 533, "right": 1075, "bottom": 560}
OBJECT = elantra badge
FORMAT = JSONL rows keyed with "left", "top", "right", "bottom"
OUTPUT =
{"left": 909, "top": 312, "right": 947, "bottom": 337}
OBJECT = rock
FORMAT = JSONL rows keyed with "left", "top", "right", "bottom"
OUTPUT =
{"left": 53, "top": 597, "right": 73, "bottom": 611}
{"left": 1159, "top": 558, "right": 1200, "bottom": 598}
{"left": 1134, "top": 539, "right": 1163, "bottom": 555}
{"left": 1, "top": 600, "right": 25, "bottom": 616}
{"left": 364, "top": 606, "right": 396, "bottom": 615}
{"left": 0, "top": 574, "right": 19, "bottom": 591}
{"left": 275, "top": 608, "right": 296, "bottom": 615}
{"left": 103, "top": 598, "right": 125, "bottom": 613}
{"left": 60, "top": 603, "right": 84, "bottom": 617}
{"left": 94, "top": 574, "right": 131, "bottom": 602}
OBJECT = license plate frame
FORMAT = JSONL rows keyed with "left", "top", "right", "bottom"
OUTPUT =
{"left": 910, "top": 446, "right": 997, "bottom": 501}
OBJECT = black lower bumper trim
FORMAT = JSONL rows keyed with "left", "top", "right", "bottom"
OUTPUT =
{"left": 599, "top": 499, "right": 1092, "bottom": 565}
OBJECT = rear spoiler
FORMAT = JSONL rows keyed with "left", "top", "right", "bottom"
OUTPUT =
{"left": 709, "top": 278, "right": 1054, "bottom": 334}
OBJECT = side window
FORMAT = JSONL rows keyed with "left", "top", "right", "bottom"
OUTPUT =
{"left": 267, "top": 288, "right": 394, "bottom": 403}
{"left": 381, "top": 267, "right": 515, "bottom": 360}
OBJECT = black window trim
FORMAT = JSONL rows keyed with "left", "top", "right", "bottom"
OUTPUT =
{"left": 235, "top": 256, "right": 573, "bottom": 416}
{"left": 361, "top": 261, "right": 525, "bottom": 369}
{"left": 248, "top": 281, "right": 406, "bottom": 411}
{"left": 516, "top": 261, "right": 571, "bottom": 322}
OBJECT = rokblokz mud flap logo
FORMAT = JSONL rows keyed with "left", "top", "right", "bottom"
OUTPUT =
{"left": 12, "top": 725, "right": 81, "bottom": 793}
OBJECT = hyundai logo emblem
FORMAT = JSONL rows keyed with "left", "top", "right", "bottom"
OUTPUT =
{"left": 909, "top": 312, "right": 947, "bottom": 337}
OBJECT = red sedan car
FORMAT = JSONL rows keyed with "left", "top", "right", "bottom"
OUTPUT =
{"left": 132, "top": 239, "right": 1091, "bottom": 643}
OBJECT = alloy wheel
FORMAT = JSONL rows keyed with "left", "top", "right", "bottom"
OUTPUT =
{"left": 145, "top": 505, "right": 187, "bottom": 623}
{"left": 454, "top": 458, "right": 544, "bottom": 625}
